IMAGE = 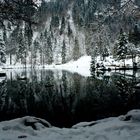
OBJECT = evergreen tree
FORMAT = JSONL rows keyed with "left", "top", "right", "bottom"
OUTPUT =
{"left": 24, "top": 23, "right": 33, "bottom": 49}
{"left": 51, "top": 15, "right": 60, "bottom": 28}
{"left": 16, "top": 29, "right": 26, "bottom": 64}
{"left": 0, "top": 31, "right": 6, "bottom": 64}
{"left": 73, "top": 37, "right": 80, "bottom": 61}
{"left": 90, "top": 46, "right": 98, "bottom": 74}
{"left": 7, "top": 25, "right": 21, "bottom": 65}
{"left": 97, "top": 35, "right": 104, "bottom": 61}
{"left": 62, "top": 39, "right": 66, "bottom": 64}
{"left": 60, "top": 16, "right": 65, "bottom": 35}
{"left": 43, "top": 29, "right": 48, "bottom": 65}
{"left": 129, "top": 25, "right": 140, "bottom": 46}
{"left": 33, "top": 40, "right": 39, "bottom": 66}
{"left": 114, "top": 29, "right": 128, "bottom": 67}
{"left": 39, "top": 33, "right": 44, "bottom": 65}
{"left": 3, "top": 26, "right": 7, "bottom": 43}
{"left": 46, "top": 35, "right": 53, "bottom": 64}
{"left": 90, "top": 56, "right": 96, "bottom": 72}
{"left": 102, "top": 47, "right": 109, "bottom": 60}
{"left": 67, "top": 22, "right": 72, "bottom": 37}
{"left": 7, "top": 22, "right": 11, "bottom": 30}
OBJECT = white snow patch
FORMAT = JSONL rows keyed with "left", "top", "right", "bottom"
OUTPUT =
{"left": 0, "top": 110, "right": 140, "bottom": 140}
{"left": 44, "top": 56, "right": 91, "bottom": 77}
{"left": 4, "top": 55, "right": 91, "bottom": 77}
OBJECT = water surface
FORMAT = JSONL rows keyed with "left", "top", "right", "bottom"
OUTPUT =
{"left": 0, "top": 69, "right": 140, "bottom": 127}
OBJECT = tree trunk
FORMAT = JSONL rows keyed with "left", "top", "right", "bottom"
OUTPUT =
{"left": 25, "top": 51, "right": 27, "bottom": 69}
{"left": 25, "top": 50, "right": 27, "bottom": 79}
{"left": 10, "top": 53, "right": 12, "bottom": 65}
{"left": 124, "top": 59, "right": 125, "bottom": 68}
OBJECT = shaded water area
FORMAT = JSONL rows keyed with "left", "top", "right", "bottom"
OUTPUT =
{"left": 0, "top": 69, "right": 140, "bottom": 127}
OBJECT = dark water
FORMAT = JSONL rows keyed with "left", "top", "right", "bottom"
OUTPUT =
{"left": 0, "top": 69, "right": 140, "bottom": 127}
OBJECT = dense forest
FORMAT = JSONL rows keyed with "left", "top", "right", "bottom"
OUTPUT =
{"left": 0, "top": 0, "right": 140, "bottom": 67}
{"left": 1, "top": 1, "right": 140, "bottom": 138}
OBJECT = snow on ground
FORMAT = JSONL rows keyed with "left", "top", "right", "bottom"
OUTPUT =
{"left": 44, "top": 56, "right": 91, "bottom": 77}
{"left": 3, "top": 55, "right": 140, "bottom": 77}
{"left": 3, "top": 55, "right": 92, "bottom": 77}
{"left": 96, "top": 55, "right": 140, "bottom": 70}
{"left": 0, "top": 110, "right": 140, "bottom": 140}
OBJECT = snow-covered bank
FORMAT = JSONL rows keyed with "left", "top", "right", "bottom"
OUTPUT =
{"left": 44, "top": 56, "right": 91, "bottom": 77}
{"left": 95, "top": 55, "right": 140, "bottom": 70}
{"left": 3, "top": 55, "right": 140, "bottom": 78}
{"left": 0, "top": 110, "right": 140, "bottom": 140}
{"left": 3, "top": 56, "right": 92, "bottom": 77}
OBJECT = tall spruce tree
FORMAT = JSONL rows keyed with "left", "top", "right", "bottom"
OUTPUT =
{"left": 39, "top": 33, "right": 44, "bottom": 65}
{"left": 90, "top": 46, "right": 98, "bottom": 72}
{"left": 67, "top": 22, "right": 72, "bottom": 37}
{"left": 33, "top": 40, "right": 39, "bottom": 66}
{"left": 16, "top": 28, "right": 26, "bottom": 64}
{"left": 46, "top": 35, "right": 53, "bottom": 64}
{"left": 62, "top": 39, "right": 66, "bottom": 64}
{"left": 90, "top": 56, "right": 96, "bottom": 74}
{"left": 114, "top": 29, "right": 128, "bottom": 67}
{"left": 0, "top": 32, "right": 6, "bottom": 64}
{"left": 60, "top": 16, "right": 65, "bottom": 35}
{"left": 73, "top": 37, "right": 80, "bottom": 60}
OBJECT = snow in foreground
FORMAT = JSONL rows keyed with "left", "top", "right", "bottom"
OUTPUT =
{"left": 0, "top": 110, "right": 140, "bottom": 140}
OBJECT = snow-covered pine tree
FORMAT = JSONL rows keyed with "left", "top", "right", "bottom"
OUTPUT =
{"left": 73, "top": 37, "right": 80, "bottom": 61}
{"left": 62, "top": 39, "right": 66, "bottom": 64}
{"left": 102, "top": 47, "right": 109, "bottom": 61}
{"left": 3, "top": 26, "right": 7, "bottom": 43}
{"left": 46, "top": 35, "right": 53, "bottom": 65}
{"left": 23, "top": 0, "right": 35, "bottom": 66}
{"left": 0, "top": 31, "right": 6, "bottom": 65}
{"left": 39, "top": 33, "right": 44, "bottom": 65}
{"left": 114, "top": 29, "right": 128, "bottom": 67}
{"left": 128, "top": 25, "right": 140, "bottom": 68}
{"left": 33, "top": 40, "right": 39, "bottom": 66}
{"left": 60, "top": 16, "right": 65, "bottom": 35}
{"left": 51, "top": 15, "right": 60, "bottom": 28}
{"left": 90, "top": 56, "right": 95, "bottom": 72}
{"left": 16, "top": 28, "right": 26, "bottom": 64}
{"left": 129, "top": 25, "right": 140, "bottom": 48}
{"left": 7, "top": 25, "right": 21, "bottom": 65}
{"left": 43, "top": 29, "right": 53, "bottom": 65}
{"left": 43, "top": 29, "right": 47, "bottom": 65}
{"left": 90, "top": 46, "right": 98, "bottom": 73}
{"left": 67, "top": 22, "right": 72, "bottom": 37}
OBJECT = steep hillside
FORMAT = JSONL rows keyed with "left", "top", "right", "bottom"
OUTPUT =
{"left": 1, "top": 0, "right": 140, "bottom": 66}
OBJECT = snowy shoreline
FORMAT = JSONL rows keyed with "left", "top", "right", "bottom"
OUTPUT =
{"left": 1, "top": 56, "right": 140, "bottom": 139}
{"left": 0, "top": 110, "right": 140, "bottom": 140}
{"left": 2, "top": 55, "right": 140, "bottom": 78}
{"left": 2, "top": 56, "right": 92, "bottom": 77}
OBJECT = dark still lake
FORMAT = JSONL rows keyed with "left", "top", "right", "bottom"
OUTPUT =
{"left": 0, "top": 69, "right": 140, "bottom": 127}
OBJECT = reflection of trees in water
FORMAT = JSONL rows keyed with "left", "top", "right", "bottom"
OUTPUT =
{"left": 111, "top": 73, "right": 140, "bottom": 111}
{"left": 0, "top": 70, "right": 83, "bottom": 127}
{"left": 0, "top": 70, "right": 140, "bottom": 127}
{"left": 112, "top": 74, "right": 135, "bottom": 100}
{"left": 74, "top": 72, "right": 140, "bottom": 122}
{"left": 0, "top": 78, "right": 7, "bottom": 117}
{"left": 74, "top": 76, "right": 119, "bottom": 121}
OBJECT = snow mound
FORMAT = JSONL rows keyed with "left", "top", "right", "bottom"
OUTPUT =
{"left": 0, "top": 110, "right": 140, "bottom": 140}
{"left": 1, "top": 116, "right": 51, "bottom": 132}
{"left": 121, "top": 110, "right": 140, "bottom": 121}
{"left": 44, "top": 55, "right": 91, "bottom": 77}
